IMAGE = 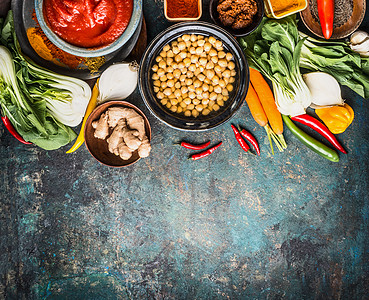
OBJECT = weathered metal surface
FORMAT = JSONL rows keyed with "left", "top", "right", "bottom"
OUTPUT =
{"left": 1, "top": 0, "right": 369, "bottom": 299}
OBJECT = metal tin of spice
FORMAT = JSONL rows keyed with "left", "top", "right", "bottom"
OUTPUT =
{"left": 164, "top": 0, "right": 202, "bottom": 22}
{"left": 263, "top": 0, "right": 307, "bottom": 19}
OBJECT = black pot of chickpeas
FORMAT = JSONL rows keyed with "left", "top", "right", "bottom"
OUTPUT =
{"left": 139, "top": 21, "right": 249, "bottom": 131}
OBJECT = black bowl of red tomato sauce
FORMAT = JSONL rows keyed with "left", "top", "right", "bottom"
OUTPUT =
{"left": 34, "top": 0, "right": 142, "bottom": 58}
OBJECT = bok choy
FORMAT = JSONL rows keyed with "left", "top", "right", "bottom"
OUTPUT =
{"left": 239, "top": 15, "right": 312, "bottom": 117}
{"left": 0, "top": 11, "right": 91, "bottom": 150}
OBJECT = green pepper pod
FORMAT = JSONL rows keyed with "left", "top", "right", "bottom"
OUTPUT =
{"left": 282, "top": 114, "right": 339, "bottom": 162}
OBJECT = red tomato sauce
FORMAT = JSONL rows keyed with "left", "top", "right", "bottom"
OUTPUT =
{"left": 43, "top": 0, "right": 133, "bottom": 48}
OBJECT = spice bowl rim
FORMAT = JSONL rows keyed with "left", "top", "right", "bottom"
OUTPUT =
{"left": 34, "top": 0, "right": 143, "bottom": 58}
{"left": 263, "top": 0, "right": 307, "bottom": 19}
{"left": 84, "top": 100, "right": 152, "bottom": 168}
{"left": 138, "top": 21, "right": 249, "bottom": 131}
{"left": 209, "top": 0, "right": 264, "bottom": 37}
{"left": 164, "top": 0, "right": 203, "bottom": 22}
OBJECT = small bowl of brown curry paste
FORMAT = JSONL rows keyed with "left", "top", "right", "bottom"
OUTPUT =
{"left": 209, "top": 0, "right": 264, "bottom": 37}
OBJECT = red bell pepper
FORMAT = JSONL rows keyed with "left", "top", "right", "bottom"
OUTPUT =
{"left": 317, "top": 0, "right": 334, "bottom": 39}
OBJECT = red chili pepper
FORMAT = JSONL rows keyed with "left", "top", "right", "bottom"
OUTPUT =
{"left": 291, "top": 114, "right": 346, "bottom": 154}
{"left": 190, "top": 142, "right": 222, "bottom": 160}
{"left": 317, "top": 0, "right": 334, "bottom": 39}
{"left": 179, "top": 140, "right": 211, "bottom": 150}
{"left": 231, "top": 124, "right": 250, "bottom": 153}
{"left": 1, "top": 116, "right": 32, "bottom": 145}
{"left": 238, "top": 126, "right": 260, "bottom": 156}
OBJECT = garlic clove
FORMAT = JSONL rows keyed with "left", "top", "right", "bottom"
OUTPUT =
{"left": 350, "top": 31, "right": 369, "bottom": 45}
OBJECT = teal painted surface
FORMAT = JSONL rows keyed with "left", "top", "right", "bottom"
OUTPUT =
{"left": 1, "top": 1, "right": 369, "bottom": 299}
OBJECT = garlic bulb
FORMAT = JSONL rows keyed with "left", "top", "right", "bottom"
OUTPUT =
{"left": 98, "top": 61, "right": 139, "bottom": 103}
{"left": 350, "top": 31, "right": 369, "bottom": 57}
{"left": 302, "top": 72, "right": 344, "bottom": 108}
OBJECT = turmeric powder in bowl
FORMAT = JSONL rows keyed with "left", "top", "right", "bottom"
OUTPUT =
{"left": 264, "top": 0, "right": 307, "bottom": 19}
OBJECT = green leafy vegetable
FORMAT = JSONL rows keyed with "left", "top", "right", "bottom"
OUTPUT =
{"left": 239, "top": 16, "right": 312, "bottom": 117}
{"left": 299, "top": 32, "right": 369, "bottom": 99}
{"left": 0, "top": 11, "right": 91, "bottom": 150}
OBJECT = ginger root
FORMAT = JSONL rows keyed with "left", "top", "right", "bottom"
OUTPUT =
{"left": 92, "top": 107, "right": 151, "bottom": 161}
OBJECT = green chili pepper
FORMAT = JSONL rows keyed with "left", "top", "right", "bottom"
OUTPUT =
{"left": 282, "top": 114, "right": 339, "bottom": 162}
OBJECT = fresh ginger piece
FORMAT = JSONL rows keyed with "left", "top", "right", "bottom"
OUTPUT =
{"left": 106, "top": 119, "right": 126, "bottom": 155}
{"left": 138, "top": 136, "right": 151, "bottom": 158}
{"left": 92, "top": 112, "right": 109, "bottom": 139}
{"left": 118, "top": 143, "right": 133, "bottom": 160}
{"left": 123, "top": 129, "right": 141, "bottom": 150}
{"left": 107, "top": 107, "right": 146, "bottom": 139}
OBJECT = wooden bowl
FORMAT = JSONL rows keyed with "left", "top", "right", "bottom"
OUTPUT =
{"left": 300, "top": 0, "right": 366, "bottom": 39}
{"left": 84, "top": 100, "right": 151, "bottom": 167}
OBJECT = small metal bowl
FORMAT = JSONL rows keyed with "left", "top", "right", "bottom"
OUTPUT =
{"left": 300, "top": 0, "right": 366, "bottom": 39}
{"left": 34, "top": 0, "right": 143, "bottom": 57}
{"left": 84, "top": 100, "right": 151, "bottom": 167}
{"left": 139, "top": 22, "right": 249, "bottom": 131}
{"left": 209, "top": 0, "right": 264, "bottom": 37}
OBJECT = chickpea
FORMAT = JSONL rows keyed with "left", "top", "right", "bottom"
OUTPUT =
{"left": 178, "top": 62, "right": 185, "bottom": 70}
{"left": 202, "top": 91, "right": 209, "bottom": 99}
{"left": 152, "top": 64, "right": 158, "bottom": 72}
{"left": 157, "top": 68, "right": 165, "bottom": 77}
{"left": 160, "top": 81, "right": 167, "bottom": 89}
{"left": 179, "top": 52, "right": 187, "bottom": 59}
{"left": 192, "top": 41, "right": 198, "bottom": 48}
{"left": 185, "top": 41, "right": 192, "bottom": 48}
{"left": 159, "top": 75, "right": 167, "bottom": 82}
{"left": 189, "top": 64, "right": 197, "bottom": 72}
{"left": 189, "top": 47, "right": 196, "bottom": 54}
{"left": 186, "top": 79, "right": 193, "bottom": 86}
{"left": 175, "top": 82, "right": 181, "bottom": 89}
{"left": 167, "top": 73, "right": 174, "bottom": 80}
{"left": 193, "top": 79, "right": 201, "bottom": 88}
{"left": 173, "top": 46, "right": 180, "bottom": 54}
{"left": 153, "top": 80, "right": 161, "bottom": 87}
{"left": 209, "top": 85, "right": 214, "bottom": 92}
{"left": 187, "top": 71, "right": 194, "bottom": 78}
{"left": 198, "top": 73, "right": 206, "bottom": 82}
{"left": 226, "top": 84, "right": 234, "bottom": 92}
{"left": 191, "top": 55, "right": 199, "bottom": 64}
{"left": 223, "top": 95, "right": 229, "bottom": 101}
{"left": 155, "top": 56, "right": 162, "bottom": 62}
{"left": 218, "top": 79, "right": 226, "bottom": 88}
{"left": 213, "top": 104, "right": 220, "bottom": 111}
{"left": 156, "top": 91, "right": 165, "bottom": 99}
{"left": 183, "top": 58, "right": 191, "bottom": 67}
{"left": 166, "top": 102, "right": 172, "bottom": 109}
{"left": 214, "top": 65, "right": 222, "bottom": 74}
{"left": 177, "top": 106, "right": 183, "bottom": 113}
{"left": 179, "top": 74, "right": 187, "bottom": 82}
{"left": 154, "top": 86, "right": 160, "bottom": 93}
{"left": 229, "top": 76, "right": 235, "bottom": 83}
{"left": 167, "top": 66, "right": 174, "bottom": 73}
{"left": 173, "top": 69, "right": 181, "bottom": 78}
{"left": 197, "top": 39, "right": 205, "bottom": 47}
{"left": 228, "top": 61, "right": 236, "bottom": 70}
{"left": 202, "top": 108, "right": 211, "bottom": 116}
{"left": 174, "top": 89, "right": 181, "bottom": 98}
{"left": 204, "top": 78, "right": 211, "bottom": 84}
{"left": 181, "top": 86, "right": 189, "bottom": 94}
{"left": 170, "top": 105, "right": 178, "bottom": 113}
{"left": 152, "top": 73, "right": 159, "bottom": 80}
{"left": 172, "top": 62, "right": 178, "bottom": 69}
{"left": 218, "top": 59, "right": 228, "bottom": 68}
{"left": 205, "top": 61, "right": 214, "bottom": 69}
{"left": 211, "top": 56, "right": 218, "bottom": 64}
{"left": 215, "top": 40, "right": 222, "bottom": 49}
{"left": 180, "top": 101, "right": 187, "bottom": 108}
{"left": 217, "top": 99, "right": 224, "bottom": 106}
{"left": 174, "top": 54, "right": 182, "bottom": 62}
{"left": 208, "top": 36, "right": 216, "bottom": 45}
{"left": 163, "top": 88, "right": 172, "bottom": 96}
{"left": 214, "top": 85, "right": 222, "bottom": 94}
{"left": 226, "top": 52, "right": 233, "bottom": 61}
{"left": 206, "top": 69, "right": 215, "bottom": 80}
{"left": 195, "top": 87, "right": 203, "bottom": 95}
{"left": 204, "top": 42, "right": 212, "bottom": 52}
{"left": 198, "top": 57, "right": 207, "bottom": 66}
{"left": 192, "top": 109, "right": 199, "bottom": 117}
{"left": 161, "top": 98, "right": 168, "bottom": 105}
{"left": 209, "top": 92, "right": 217, "bottom": 100}
{"left": 222, "top": 69, "right": 231, "bottom": 78}
{"left": 202, "top": 98, "right": 209, "bottom": 105}
{"left": 167, "top": 50, "right": 174, "bottom": 57}
{"left": 208, "top": 100, "right": 215, "bottom": 108}
{"left": 222, "top": 89, "right": 229, "bottom": 96}
{"left": 171, "top": 98, "right": 178, "bottom": 106}
{"left": 178, "top": 42, "right": 186, "bottom": 51}
{"left": 212, "top": 75, "right": 220, "bottom": 85}
{"left": 187, "top": 103, "right": 195, "bottom": 110}
{"left": 189, "top": 91, "right": 196, "bottom": 99}
{"left": 190, "top": 34, "right": 197, "bottom": 42}
{"left": 194, "top": 69, "right": 201, "bottom": 77}
{"left": 183, "top": 98, "right": 192, "bottom": 105}
{"left": 193, "top": 99, "right": 200, "bottom": 105}
{"left": 231, "top": 70, "right": 236, "bottom": 76}
{"left": 160, "top": 51, "right": 167, "bottom": 58}
{"left": 182, "top": 34, "right": 190, "bottom": 41}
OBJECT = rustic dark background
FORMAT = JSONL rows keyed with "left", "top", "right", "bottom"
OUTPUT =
{"left": 1, "top": 0, "right": 369, "bottom": 299}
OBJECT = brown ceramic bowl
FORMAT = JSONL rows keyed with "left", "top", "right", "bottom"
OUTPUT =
{"left": 84, "top": 100, "right": 151, "bottom": 167}
{"left": 300, "top": 0, "right": 366, "bottom": 39}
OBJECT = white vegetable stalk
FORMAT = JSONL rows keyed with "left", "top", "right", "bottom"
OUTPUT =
{"left": 302, "top": 72, "right": 344, "bottom": 108}
{"left": 98, "top": 62, "right": 139, "bottom": 103}
{"left": 350, "top": 31, "right": 369, "bottom": 57}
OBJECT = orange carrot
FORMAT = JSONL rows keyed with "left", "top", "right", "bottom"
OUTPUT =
{"left": 245, "top": 83, "right": 268, "bottom": 127}
{"left": 249, "top": 68, "right": 287, "bottom": 149}
{"left": 245, "top": 83, "right": 282, "bottom": 154}
{"left": 249, "top": 68, "right": 283, "bottom": 135}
